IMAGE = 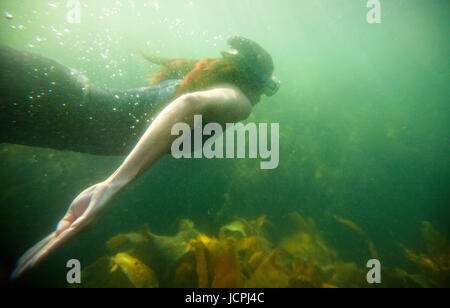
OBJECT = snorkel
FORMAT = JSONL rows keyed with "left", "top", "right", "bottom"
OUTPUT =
{"left": 223, "top": 36, "right": 280, "bottom": 97}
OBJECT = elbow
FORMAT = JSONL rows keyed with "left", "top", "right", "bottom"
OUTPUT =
{"left": 178, "top": 88, "right": 252, "bottom": 122}
{"left": 178, "top": 92, "right": 202, "bottom": 114}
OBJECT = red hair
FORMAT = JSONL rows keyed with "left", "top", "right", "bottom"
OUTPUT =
{"left": 149, "top": 57, "right": 263, "bottom": 104}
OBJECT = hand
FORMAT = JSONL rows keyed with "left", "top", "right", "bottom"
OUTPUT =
{"left": 11, "top": 181, "right": 117, "bottom": 279}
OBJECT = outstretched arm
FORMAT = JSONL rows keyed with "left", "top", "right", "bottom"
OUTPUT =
{"left": 11, "top": 84, "right": 252, "bottom": 279}
{"left": 108, "top": 84, "right": 252, "bottom": 188}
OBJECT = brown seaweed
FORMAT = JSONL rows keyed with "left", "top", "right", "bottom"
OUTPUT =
{"left": 334, "top": 215, "right": 379, "bottom": 260}
{"left": 78, "top": 213, "right": 448, "bottom": 288}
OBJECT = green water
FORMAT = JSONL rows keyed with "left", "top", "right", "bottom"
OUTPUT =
{"left": 0, "top": 0, "right": 448, "bottom": 287}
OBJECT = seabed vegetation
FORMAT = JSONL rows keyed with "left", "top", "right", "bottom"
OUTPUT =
{"left": 73, "top": 213, "right": 449, "bottom": 288}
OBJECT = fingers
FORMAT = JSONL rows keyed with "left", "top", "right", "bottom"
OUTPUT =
{"left": 11, "top": 183, "right": 106, "bottom": 279}
{"left": 55, "top": 184, "right": 98, "bottom": 235}
{"left": 56, "top": 206, "right": 77, "bottom": 236}
{"left": 56, "top": 218, "right": 72, "bottom": 236}
{"left": 10, "top": 222, "right": 84, "bottom": 279}
{"left": 65, "top": 186, "right": 95, "bottom": 218}
{"left": 10, "top": 232, "right": 55, "bottom": 279}
{"left": 27, "top": 226, "right": 79, "bottom": 269}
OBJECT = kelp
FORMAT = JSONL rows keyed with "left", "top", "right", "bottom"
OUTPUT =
{"left": 402, "top": 221, "right": 450, "bottom": 287}
{"left": 109, "top": 252, "right": 159, "bottom": 288}
{"left": 333, "top": 216, "right": 379, "bottom": 260}
{"left": 77, "top": 214, "right": 449, "bottom": 288}
{"left": 71, "top": 256, "right": 135, "bottom": 288}
{"left": 192, "top": 240, "right": 209, "bottom": 288}
{"left": 279, "top": 212, "right": 338, "bottom": 266}
{"left": 72, "top": 253, "right": 158, "bottom": 288}
{"left": 187, "top": 234, "right": 242, "bottom": 288}
{"left": 244, "top": 250, "right": 291, "bottom": 288}
{"left": 211, "top": 239, "right": 241, "bottom": 288}
{"left": 106, "top": 231, "right": 148, "bottom": 252}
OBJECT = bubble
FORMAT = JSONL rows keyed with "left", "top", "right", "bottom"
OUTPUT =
{"left": 4, "top": 11, "right": 14, "bottom": 20}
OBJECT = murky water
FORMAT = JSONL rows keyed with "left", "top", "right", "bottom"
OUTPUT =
{"left": 0, "top": 0, "right": 448, "bottom": 288}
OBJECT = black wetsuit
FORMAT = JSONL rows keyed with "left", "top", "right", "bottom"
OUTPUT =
{"left": 0, "top": 44, "right": 181, "bottom": 156}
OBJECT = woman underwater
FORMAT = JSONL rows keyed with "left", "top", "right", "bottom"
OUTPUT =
{"left": 6, "top": 36, "right": 280, "bottom": 278}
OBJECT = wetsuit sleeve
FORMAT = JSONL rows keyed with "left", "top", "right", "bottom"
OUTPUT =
{"left": 0, "top": 44, "right": 180, "bottom": 156}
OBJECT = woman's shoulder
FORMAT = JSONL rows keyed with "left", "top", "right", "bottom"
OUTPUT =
{"left": 190, "top": 85, "right": 252, "bottom": 122}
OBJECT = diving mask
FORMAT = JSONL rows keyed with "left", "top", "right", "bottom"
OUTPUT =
{"left": 223, "top": 36, "right": 280, "bottom": 97}
{"left": 261, "top": 74, "right": 281, "bottom": 97}
{"left": 225, "top": 49, "right": 281, "bottom": 97}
